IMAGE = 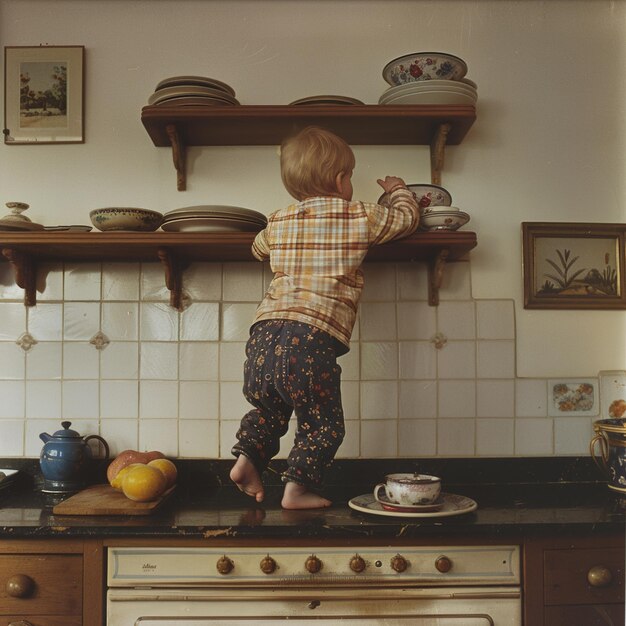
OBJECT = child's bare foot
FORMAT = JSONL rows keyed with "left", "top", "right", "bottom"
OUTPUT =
{"left": 230, "top": 455, "right": 264, "bottom": 502}
{"left": 281, "top": 481, "right": 332, "bottom": 510}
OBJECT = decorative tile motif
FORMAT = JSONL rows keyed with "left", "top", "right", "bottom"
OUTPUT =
{"left": 89, "top": 331, "right": 110, "bottom": 351}
{"left": 16, "top": 332, "right": 38, "bottom": 352}
{"left": 430, "top": 331, "right": 448, "bottom": 349}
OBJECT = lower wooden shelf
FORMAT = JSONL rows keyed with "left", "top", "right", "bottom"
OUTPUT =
{"left": 0, "top": 230, "right": 476, "bottom": 309}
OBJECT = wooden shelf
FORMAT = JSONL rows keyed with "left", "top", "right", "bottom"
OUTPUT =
{"left": 141, "top": 104, "right": 476, "bottom": 190}
{"left": 0, "top": 230, "right": 477, "bottom": 309}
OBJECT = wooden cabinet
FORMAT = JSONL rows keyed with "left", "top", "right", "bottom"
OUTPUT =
{"left": 0, "top": 539, "right": 104, "bottom": 626}
{"left": 524, "top": 533, "right": 625, "bottom": 626}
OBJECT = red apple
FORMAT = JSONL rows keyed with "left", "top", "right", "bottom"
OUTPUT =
{"left": 106, "top": 449, "right": 166, "bottom": 484}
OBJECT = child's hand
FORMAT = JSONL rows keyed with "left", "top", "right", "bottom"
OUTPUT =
{"left": 377, "top": 176, "right": 407, "bottom": 193}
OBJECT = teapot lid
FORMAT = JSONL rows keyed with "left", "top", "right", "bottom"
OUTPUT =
{"left": 51, "top": 421, "right": 82, "bottom": 439}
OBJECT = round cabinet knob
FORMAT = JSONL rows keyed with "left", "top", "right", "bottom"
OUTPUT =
{"left": 349, "top": 555, "right": 366, "bottom": 573}
{"left": 6, "top": 574, "right": 35, "bottom": 598}
{"left": 260, "top": 555, "right": 277, "bottom": 574}
{"left": 587, "top": 565, "right": 613, "bottom": 588}
{"left": 216, "top": 556, "right": 234, "bottom": 575}
{"left": 391, "top": 554, "right": 408, "bottom": 573}
{"left": 435, "top": 556, "right": 453, "bottom": 573}
{"left": 305, "top": 555, "right": 323, "bottom": 574}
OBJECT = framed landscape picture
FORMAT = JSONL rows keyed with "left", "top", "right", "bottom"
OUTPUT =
{"left": 522, "top": 222, "right": 626, "bottom": 310}
{"left": 3, "top": 45, "right": 84, "bottom": 144}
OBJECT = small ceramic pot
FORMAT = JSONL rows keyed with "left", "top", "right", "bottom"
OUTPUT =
{"left": 374, "top": 473, "right": 441, "bottom": 505}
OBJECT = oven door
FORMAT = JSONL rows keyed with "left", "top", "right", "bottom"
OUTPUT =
{"left": 107, "top": 587, "right": 522, "bottom": 626}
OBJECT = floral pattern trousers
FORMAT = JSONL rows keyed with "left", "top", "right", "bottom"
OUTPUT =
{"left": 232, "top": 320, "right": 345, "bottom": 489}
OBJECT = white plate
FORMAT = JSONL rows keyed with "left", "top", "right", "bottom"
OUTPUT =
{"left": 164, "top": 205, "right": 267, "bottom": 222}
{"left": 154, "top": 96, "right": 239, "bottom": 107}
{"left": 155, "top": 75, "right": 236, "bottom": 97}
{"left": 148, "top": 85, "right": 239, "bottom": 105}
{"left": 380, "top": 91, "right": 477, "bottom": 106}
{"left": 381, "top": 79, "right": 477, "bottom": 98}
{"left": 376, "top": 493, "right": 443, "bottom": 513}
{"left": 161, "top": 217, "right": 265, "bottom": 233}
{"left": 44, "top": 225, "right": 93, "bottom": 232}
{"left": 290, "top": 95, "right": 364, "bottom": 106}
{"left": 349, "top": 492, "right": 477, "bottom": 518}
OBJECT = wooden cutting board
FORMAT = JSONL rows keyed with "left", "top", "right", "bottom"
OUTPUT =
{"left": 52, "top": 483, "right": 175, "bottom": 516}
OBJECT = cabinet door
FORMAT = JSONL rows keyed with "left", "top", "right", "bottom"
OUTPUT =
{"left": 544, "top": 547, "right": 624, "bottom": 606}
{"left": 0, "top": 554, "right": 82, "bottom": 616}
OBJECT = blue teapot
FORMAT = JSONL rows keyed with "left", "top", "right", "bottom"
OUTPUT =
{"left": 39, "top": 421, "right": 110, "bottom": 493}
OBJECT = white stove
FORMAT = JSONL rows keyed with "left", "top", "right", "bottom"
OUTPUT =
{"left": 107, "top": 545, "right": 521, "bottom": 625}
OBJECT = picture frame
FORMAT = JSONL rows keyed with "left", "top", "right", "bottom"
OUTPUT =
{"left": 522, "top": 222, "right": 626, "bottom": 310}
{"left": 4, "top": 45, "right": 84, "bottom": 144}
{"left": 547, "top": 378, "right": 599, "bottom": 417}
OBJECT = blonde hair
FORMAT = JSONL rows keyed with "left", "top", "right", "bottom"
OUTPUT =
{"left": 280, "top": 126, "right": 355, "bottom": 200}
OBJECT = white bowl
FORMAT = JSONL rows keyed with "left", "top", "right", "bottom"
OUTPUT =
{"left": 89, "top": 208, "right": 163, "bottom": 232}
{"left": 420, "top": 210, "right": 470, "bottom": 231}
{"left": 422, "top": 204, "right": 460, "bottom": 214}
{"left": 378, "top": 183, "right": 452, "bottom": 211}
{"left": 383, "top": 52, "right": 468, "bottom": 86}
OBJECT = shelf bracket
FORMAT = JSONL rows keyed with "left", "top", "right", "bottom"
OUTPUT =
{"left": 427, "top": 248, "right": 450, "bottom": 306}
{"left": 157, "top": 247, "right": 191, "bottom": 311}
{"left": 430, "top": 122, "right": 451, "bottom": 186}
{"left": 2, "top": 248, "right": 37, "bottom": 306}
{"left": 166, "top": 124, "right": 187, "bottom": 191}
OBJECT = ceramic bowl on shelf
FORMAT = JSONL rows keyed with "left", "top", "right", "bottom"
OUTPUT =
{"left": 382, "top": 52, "right": 468, "bottom": 86}
{"left": 89, "top": 208, "right": 163, "bottom": 232}
{"left": 420, "top": 210, "right": 470, "bottom": 231}
{"left": 378, "top": 183, "right": 452, "bottom": 211}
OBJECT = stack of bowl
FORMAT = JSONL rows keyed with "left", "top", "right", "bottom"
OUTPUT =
{"left": 378, "top": 52, "right": 477, "bottom": 106}
{"left": 378, "top": 183, "right": 470, "bottom": 232}
{"left": 147, "top": 76, "right": 239, "bottom": 107}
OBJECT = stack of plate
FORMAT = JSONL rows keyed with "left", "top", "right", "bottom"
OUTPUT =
{"left": 148, "top": 76, "right": 239, "bottom": 107}
{"left": 289, "top": 95, "right": 364, "bottom": 106}
{"left": 161, "top": 205, "right": 267, "bottom": 233}
{"left": 379, "top": 78, "right": 477, "bottom": 106}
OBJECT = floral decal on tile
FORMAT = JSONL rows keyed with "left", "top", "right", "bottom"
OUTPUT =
{"left": 430, "top": 332, "right": 448, "bottom": 350}
{"left": 16, "top": 332, "right": 38, "bottom": 352}
{"left": 89, "top": 331, "right": 110, "bottom": 351}
{"left": 548, "top": 379, "right": 598, "bottom": 416}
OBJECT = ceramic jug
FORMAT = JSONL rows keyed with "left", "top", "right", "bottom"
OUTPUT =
{"left": 39, "top": 421, "right": 110, "bottom": 493}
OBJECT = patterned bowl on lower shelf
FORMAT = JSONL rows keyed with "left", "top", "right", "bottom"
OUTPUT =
{"left": 89, "top": 207, "right": 163, "bottom": 232}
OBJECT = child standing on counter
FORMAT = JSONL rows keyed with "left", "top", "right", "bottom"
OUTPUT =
{"left": 230, "top": 126, "right": 419, "bottom": 509}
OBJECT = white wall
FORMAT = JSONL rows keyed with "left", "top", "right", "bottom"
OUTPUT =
{"left": 1, "top": 2, "right": 624, "bottom": 378}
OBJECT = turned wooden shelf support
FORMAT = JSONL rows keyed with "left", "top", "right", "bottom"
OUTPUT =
{"left": 157, "top": 247, "right": 190, "bottom": 311}
{"left": 166, "top": 124, "right": 187, "bottom": 191}
{"left": 427, "top": 248, "right": 450, "bottom": 306}
{"left": 430, "top": 122, "right": 451, "bottom": 186}
{"left": 2, "top": 247, "right": 37, "bottom": 306}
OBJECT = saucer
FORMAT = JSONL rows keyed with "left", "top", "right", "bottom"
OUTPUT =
{"left": 376, "top": 493, "right": 443, "bottom": 513}
{"left": 349, "top": 493, "right": 477, "bottom": 518}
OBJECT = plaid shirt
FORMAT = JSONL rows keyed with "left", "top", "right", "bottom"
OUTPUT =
{"left": 251, "top": 187, "right": 419, "bottom": 349}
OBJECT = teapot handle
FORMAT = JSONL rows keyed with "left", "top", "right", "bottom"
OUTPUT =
{"left": 84, "top": 435, "right": 110, "bottom": 460}
{"left": 589, "top": 432, "right": 608, "bottom": 474}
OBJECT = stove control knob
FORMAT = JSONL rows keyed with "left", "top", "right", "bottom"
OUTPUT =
{"left": 350, "top": 555, "right": 366, "bottom": 573}
{"left": 216, "top": 556, "right": 234, "bottom": 575}
{"left": 305, "top": 555, "right": 323, "bottom": 574}
{"left": 435, "top": 555, "right": 453, "bottom": 573}
{"left": 260, "top": 555, "right": 277, "bottom": 574}
{"left": 391, "top": 554, "right": 408, "bottom": 573}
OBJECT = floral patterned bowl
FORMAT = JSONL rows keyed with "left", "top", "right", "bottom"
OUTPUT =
{"left": 89, "top": 208, "right": 163, "bottom": 232}
{"left": 378, "top": 183, "right": 452, "bottom": 212}
{"left": 420, "top": 210, "right": 470, "bottom": 231}
{"left": 383, "top": 52, "right": 468, "bottom": 86}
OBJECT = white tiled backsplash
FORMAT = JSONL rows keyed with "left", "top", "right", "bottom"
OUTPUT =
{"left": 0, "top": 259, "right": 604, "bottom": 459}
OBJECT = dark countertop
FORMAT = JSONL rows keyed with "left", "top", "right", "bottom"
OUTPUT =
{"left": 0, "top": 457, "right": 624, "bottom": 540}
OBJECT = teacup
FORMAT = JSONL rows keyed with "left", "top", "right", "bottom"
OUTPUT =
{"left": 374, "top": 473, "right": 441, "bottom": 506}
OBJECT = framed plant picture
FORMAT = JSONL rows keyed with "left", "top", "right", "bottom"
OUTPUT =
{"left": 522, "top": 222, "right": 626, "bottom": 309}
{"left": 3, "top": 45, "right": 84, "bottom": 144}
